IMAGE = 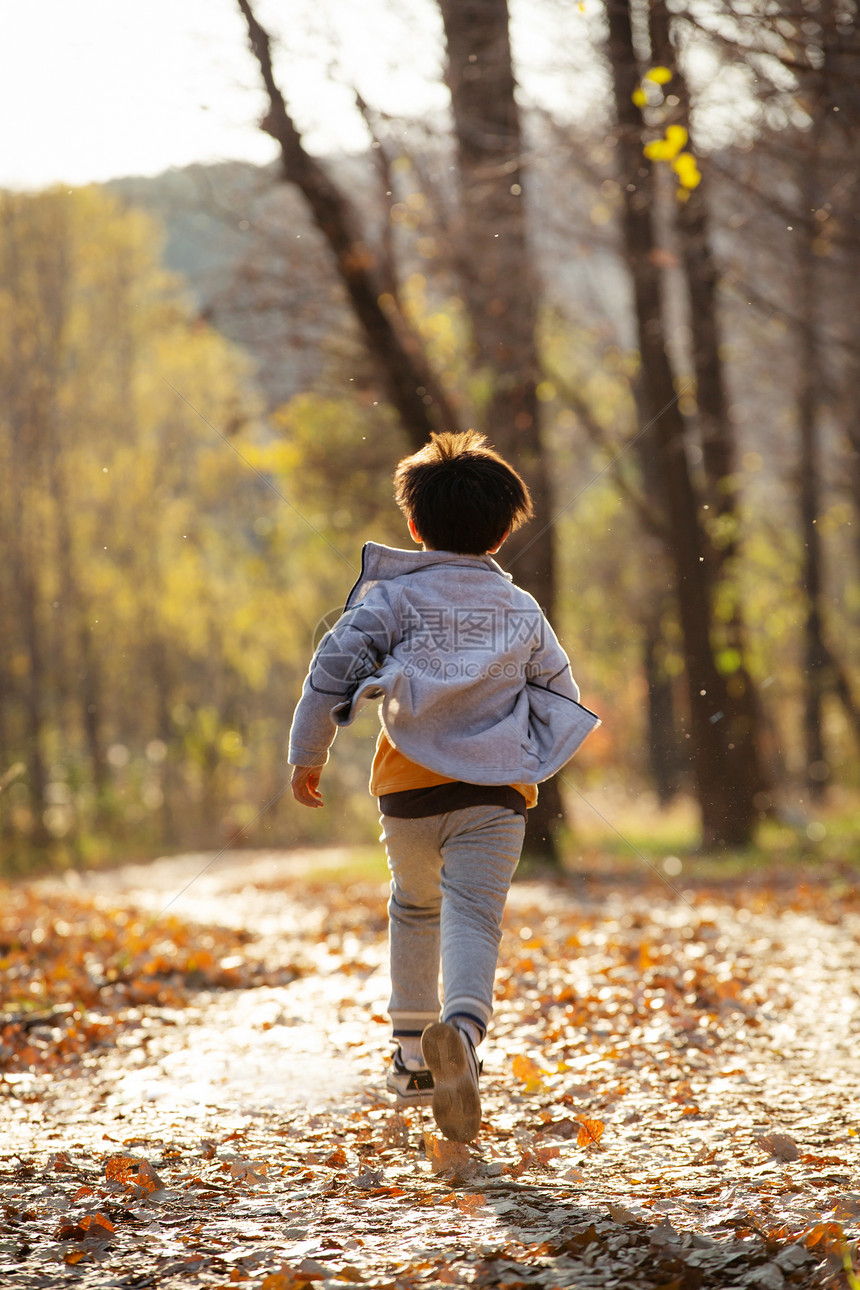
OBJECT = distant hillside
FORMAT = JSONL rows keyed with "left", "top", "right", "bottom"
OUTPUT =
{"left": 108, "top": 161, "right": 350, "bottom": 405}
{"left": 102, "top": 134, "right": 798, "bottom": 466}
{"left": 104, "top": 139, "right": 633, "bottom": 412}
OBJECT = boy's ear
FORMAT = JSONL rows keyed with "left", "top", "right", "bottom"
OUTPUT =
{"left": 488, "top": 529, "right": 510, "bottom": 555}
{"left": 407, "top": 517, "right": 422, "bottom": 545}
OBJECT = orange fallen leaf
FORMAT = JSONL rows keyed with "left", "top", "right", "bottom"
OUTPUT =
{"left": 576, "top": 1118, "right": 605, "bottom": 1148}
{"left": 56, "top": 1212, "right": 115, "bottom": 1242}
{"left": 511, "top": 1053, "right": 546, "bottom": 1092}
{"left": 800, "top": 1221, "right": 845, "bottom": 1252}
{"left": 261, "top": 1271, "right": 315, "bottom": 1290}
{"left": 64, "top": 1251, "right": 89, "bottom": 1265}
{"left": 424, "top": 1131, "right": 471, "bottom": 1175}
{"left": 105, "top": 1155, "right": 139, "bottom": 1182}
{"left": 135, "top": 1159, "right": 166, "bottom": 1193}
{"left": 455, "top": 1193, "right": 487, "bottom": 1213}
{"left": 80, "top": 1213, "right": 115, "bottom": 1235}
{"left": 533, "top": 1144, "right": 561, "bottom": 1166}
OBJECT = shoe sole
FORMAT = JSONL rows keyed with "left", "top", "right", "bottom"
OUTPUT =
{"left": 421, "top": 1022, "right": 481, "bottom": 1143}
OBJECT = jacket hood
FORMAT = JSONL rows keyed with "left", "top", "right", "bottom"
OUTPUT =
{"left": 345, "top": 542, "right": 513, "bottom": 610}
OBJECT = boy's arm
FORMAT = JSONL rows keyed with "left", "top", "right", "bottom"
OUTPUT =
{"left": 287, "top": 588, "right": 398, "bottom": 774}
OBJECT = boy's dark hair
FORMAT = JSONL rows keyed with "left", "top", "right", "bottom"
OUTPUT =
{"left": 393, "top": 431, "right": 534, "bottom": 555}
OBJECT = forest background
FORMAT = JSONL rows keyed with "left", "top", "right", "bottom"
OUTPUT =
{"left": 2, "top": 0, "right": 859, "bottom": 875}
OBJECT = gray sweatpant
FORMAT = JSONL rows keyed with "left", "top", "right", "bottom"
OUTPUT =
{"left": 380, "top": 805, "right": 526, "bottom": 1043}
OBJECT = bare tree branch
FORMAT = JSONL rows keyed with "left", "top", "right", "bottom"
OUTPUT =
{"left": 237, "top": 0, "right": 461, "bottom": 447}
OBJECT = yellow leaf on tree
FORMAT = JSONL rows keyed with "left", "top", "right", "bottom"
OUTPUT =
{"left": 673, "top": 152, "right": 702, "bottom": 188}
{"left": 645, "top": 66, "right": 673, "bottom": 84}
{"left": 665, "top": 124, "right": 688, "bottom": 153}
{"left": 645, "top": 126, "right": 688, "bottom": 164}
{"left": 512, "top": 1053, "right": 546, "bottom": 1091}
{"left": 632, "top": 88, "right": 647, "bottom": 108}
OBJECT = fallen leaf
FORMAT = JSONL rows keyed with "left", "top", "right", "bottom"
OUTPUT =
{"left": 455, "top": 1193, "right": 486, "bottom": 1214}
{"left": 81, "top": 1212, "right": 115, "bottom": 1235}
{"left": 424, "top": 1132, "right": 471, "bottom": 1175}
{"left": 576, "top": 1117, "right": 605, "bottom": 1148}
{"left": 381, "top": 1113, "right": 410, "bottom": 1148}
{"left": 511, "top": 1053, "right": 545, "bottom": 1091}
{"left": 533, "top": 1144, "right": 561, "bottom": 1166}
{"left": 136, "top": 1158, "right": 166, "bottom": 1192}
{"left": 261, "top": 1270, "right": 316, "bottom": 1290}
{"left": 56, "top": 1212, "right": 115, "bottom": 1242}
{"left": 608, "top": 1202, "right": 643, "bottom": 1224}
{"left": 539, "top": 1116, "right": 578, "bottom": 1139}
{"left": 755, "top": 1133, "right": 800, "bottom": 1162}
{"left": 105, "top": 1154, "right": 140, "bottom": 1182}
{"left": 691, "top": 1146, "right": 718, "bottom": 1165}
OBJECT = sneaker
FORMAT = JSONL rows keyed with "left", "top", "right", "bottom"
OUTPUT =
{"left": 421, "top": 1021, "right": 482, "bottom": 1143}
{"left": 386, "top": 1048, "right": 435, "bottom": 1106}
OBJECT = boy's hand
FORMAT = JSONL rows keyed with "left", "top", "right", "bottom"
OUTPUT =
{"left": 291, "top": 765, "right": 324, "bottom": 808}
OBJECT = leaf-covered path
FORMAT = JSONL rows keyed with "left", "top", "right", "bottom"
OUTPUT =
{"left": 2, "top": 848, "right": 859, "bottom": 1289}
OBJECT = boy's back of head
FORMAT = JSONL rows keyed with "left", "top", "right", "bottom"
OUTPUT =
{"left": 393, "top": 431, "right": 534, "bottom": 556}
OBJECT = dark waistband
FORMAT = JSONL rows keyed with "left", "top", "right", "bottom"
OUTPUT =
{"left": 378, "top": 781, "right": 528, "bottom": 820}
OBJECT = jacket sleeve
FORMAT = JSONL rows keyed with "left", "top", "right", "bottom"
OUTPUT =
{"left": 523, "top": 607, "right": 600, "bottom": 771}
{"left": 526, "top": 610, "right": 581, "bottom": 702}
{"left": 287, "top": 587, "right": 399, "bottom": 767}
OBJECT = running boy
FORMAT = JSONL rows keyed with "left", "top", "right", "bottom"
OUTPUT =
{"left": 289, "top": 432, "right": 598, "bottom": 1143}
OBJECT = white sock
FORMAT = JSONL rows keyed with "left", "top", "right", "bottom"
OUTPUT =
{"left": 452, "top": 1018, "right": 482, "bottom": 1049}
{"left": 398, "top": 1037, "right": 425, "bottom": 1069}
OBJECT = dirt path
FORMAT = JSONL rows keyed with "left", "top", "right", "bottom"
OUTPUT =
{"left": 2, "top": 849, "right": 859, "bottom": 1288}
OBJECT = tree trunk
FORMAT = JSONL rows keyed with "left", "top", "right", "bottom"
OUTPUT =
{"left": 437, "top": 0, "right": 562, "bottom": 860}
{"left": 649, "top": 0, "right": 765, "bottom": 807}
{"left": 605, "top": 0, "right": 757, "bottom": 848}
{"left": 796, "top": 165, "right": 829, "bottom": 798}
{"left": 16, "top": 574, "right": 51, "bottom": 848}
{"left": 150, "top": 638, "right": 178, "bottom": 847}
{"left": 643, "top": 613, "right": 684, "bottom": 804}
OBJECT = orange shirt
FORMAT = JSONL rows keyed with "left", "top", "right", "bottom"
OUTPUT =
{"left": 370, "top": 728, "right": 538, "bottom": 808}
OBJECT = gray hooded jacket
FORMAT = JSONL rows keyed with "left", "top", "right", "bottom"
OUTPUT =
{"left": 288, "top": 543, "right": 599, "bottom": 785}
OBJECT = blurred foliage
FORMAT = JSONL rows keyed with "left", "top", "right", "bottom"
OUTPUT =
{"left": 0, "top": 189, "right": 383, "bottom": 873}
